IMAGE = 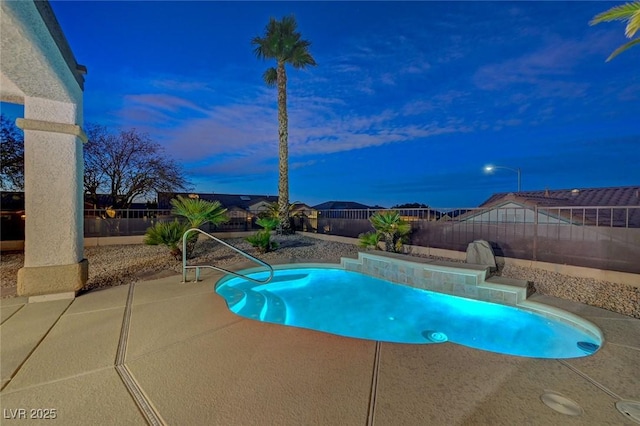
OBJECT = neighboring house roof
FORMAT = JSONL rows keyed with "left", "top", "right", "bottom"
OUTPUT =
{"left": 291, "top": 203, "right": 314, "bottom": 212}
{"left": 158, "top": 192, "right": 278, "bottom": 210}
{"left": 312, "top": 201, "right": 372, "bottom": 210}
{"left": 480, "top": 186, "right": 640, "bottom": 208}
{"left": 475, "top": 186, "right": 640, "bottom": 227}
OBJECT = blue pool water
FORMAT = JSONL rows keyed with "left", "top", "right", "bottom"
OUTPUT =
{"left": 216, "top": 267, "right": 602, "bottom": 359}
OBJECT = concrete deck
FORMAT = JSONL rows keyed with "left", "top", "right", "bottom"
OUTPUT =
{"left": 1, "top": 269, "right": 638, "bottom": 425}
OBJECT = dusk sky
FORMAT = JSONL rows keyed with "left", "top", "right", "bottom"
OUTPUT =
{"left": 3, "top": 1, "right": 639, "bottom": 207}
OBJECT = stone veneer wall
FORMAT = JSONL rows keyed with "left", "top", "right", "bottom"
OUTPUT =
{"left": 341, "top": 251, "right": 531, "bottom": 307}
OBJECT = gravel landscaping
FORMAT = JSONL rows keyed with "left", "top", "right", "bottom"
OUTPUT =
{"left": 1, "top": 234, "right": 637, "bottom": 318}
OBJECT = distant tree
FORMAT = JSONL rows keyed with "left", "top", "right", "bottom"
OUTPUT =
{"left": 252, "top": 15, "right": 317, "bottom": 234}
{"left": 0, "top": 114, "right": 24, "bottom": 190}
{"left": 391, "top": 203, "right": 430, "bottom": 209}
{"left": 84, "top": 124, "right": 190, "bottom": 209}
{"left": 590, "top": 1, "right": 640, "bottom": 61}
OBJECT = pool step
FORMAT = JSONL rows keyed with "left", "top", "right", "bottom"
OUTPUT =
{"left": 254, "top": 273, "right": 310, "bottom": 292}
{"left": 232, "top": 290, "right": 287, "bottom": 324}
{"left": 235, "top": 291, "right": 266, "bottom": 319}
{"left": 260, "top": 291, "right": 287, "bottom": 323}
{"left": 221, "top": 287, "right": 246, "bottom": 308}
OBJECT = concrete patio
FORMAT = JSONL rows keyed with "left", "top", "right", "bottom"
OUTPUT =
{"left": 1, "top": 268, "right": 639, "bottom": 425}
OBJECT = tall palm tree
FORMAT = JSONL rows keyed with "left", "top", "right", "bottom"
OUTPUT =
{"left": 590, "top": 1, "right": 640, "bottom": 61}
{"left": 252, "top": 15, "right": 316, "bottom": 233}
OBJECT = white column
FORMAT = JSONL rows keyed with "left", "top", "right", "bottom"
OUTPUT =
{"left": 17, "top": 96, "right": 88, "bottom": 297}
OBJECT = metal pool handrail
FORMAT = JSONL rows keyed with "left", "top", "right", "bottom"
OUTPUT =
{"left": 182, "top": 228, "right": 274, "bottom": 284}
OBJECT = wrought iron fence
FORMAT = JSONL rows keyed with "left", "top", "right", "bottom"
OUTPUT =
{"left": 83, "top": 209, "right": 264, "bottom": 236}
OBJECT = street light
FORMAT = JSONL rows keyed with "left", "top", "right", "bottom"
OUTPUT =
{"left": 484, "top": 165, "right": 521, "bottom": 192}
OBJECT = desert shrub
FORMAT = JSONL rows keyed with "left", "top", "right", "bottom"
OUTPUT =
{"left": 144, "top": 195, "right": 229, "bottom": 259}
{"left": 358, "top": 231, "right": 382, "bottom": 250}
{"left": 255, "top": 217, "right": 279, "bottom": 231}
{"left": 246, "top": 231, "right": 278, "bottom": 254}
{"left": 368, "top": 211, "right": 411, "bottom": 253}
{"left": 143, "top": 220, "right": 190, "bottom": 260}
{"left": 246, "top": 217, "right": 279, "bottom": 253}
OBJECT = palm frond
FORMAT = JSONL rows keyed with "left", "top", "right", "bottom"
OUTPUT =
{"left": 590, "top": 1, "right": 640, "bottom": 25}
{"left": 144, "top": 220, "right": 189, "bottom": 259}
{"left": 263, "top": 67, "right": 277, "bottom": 86}
{"left": 246, "top": 230, "right": 278, "bottom": 253}
{"left": 358, "top": 231, "right": 381, "bottom": 250}
{"left": 628, "top": 10, "right": 640, "bottom": 37}
{"left": 170, "top": 195, "right": 228, "bottom": 228}
{"left": 591, "top": 1, "right": 640, "bottom": 60}
{"left": 606, "top": 36, "right": 640, "bottom": 60}
{"left": 256, "top": 217, "right": 280, "bottom": 231}
{"left": 252, "top": 15, "right": 316, "bottom": 71}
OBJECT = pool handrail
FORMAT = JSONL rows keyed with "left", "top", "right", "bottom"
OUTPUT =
{"left": 181, "top": 228, "right": 274, "bottom": 284}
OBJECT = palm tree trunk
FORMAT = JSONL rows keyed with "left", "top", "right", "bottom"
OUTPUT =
{"left": 384, "top": 232, "right": 394, "bottom": 252}
{"left": 277, "top": 60, "right": 292, "bottom": 233}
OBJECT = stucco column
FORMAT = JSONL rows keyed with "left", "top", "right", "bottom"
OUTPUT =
{"left": 16, "top": 96, "right": 88, "bottom": 297}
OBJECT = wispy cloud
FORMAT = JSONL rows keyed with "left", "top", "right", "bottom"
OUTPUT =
{"left": 125, "top": 94, "right": 208, "bottom": 113}
{"left": 158, "top": 91, "right": 471, "bottom": 166}
{"left": 473, "top": 32, "right": 614, "bottom": 96}
{"left": 150, "top": 79, "right": 212, "bottom": 92}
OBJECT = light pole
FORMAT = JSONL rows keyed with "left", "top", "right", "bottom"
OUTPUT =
{"left": 484, "top": 165, "right": 521, "bottom": 192}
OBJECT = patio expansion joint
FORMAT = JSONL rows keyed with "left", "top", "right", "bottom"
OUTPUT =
{"left": 0, "top": 303, "right": 25, "bottom": 325}
{"left": 1, "top": 300, "right": 72, "bottom": 392}
{"left": 115, "top": 283, "right": 166, "bottom": 426}
{"left": 0, "top": 367, "right": 114, "bottom": 396}
{"left": 65, "top": 306, "right": 127, "bottom": 317}
{"left": 607, "top": 341, "right": 640, "bottom": 352}
{"left": 558, "top": 360, "right": 622, "bottom": 400}
{"left": 366, "top": 341, "right": 381, "bottom": 426}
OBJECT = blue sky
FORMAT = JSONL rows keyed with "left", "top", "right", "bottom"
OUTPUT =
{"left": 4, "top": 1, "right": 639, "bottom": 207}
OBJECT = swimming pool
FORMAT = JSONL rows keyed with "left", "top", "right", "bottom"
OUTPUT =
{"left": 216, "top": 266, "right": 603, "bottom": 359}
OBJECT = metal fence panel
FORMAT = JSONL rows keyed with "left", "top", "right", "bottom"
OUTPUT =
{"left": 315, "top": 207, "right": 640, "bottom": 274}
{"left": 2, "top": 206, "right": 639, "bottom": 273}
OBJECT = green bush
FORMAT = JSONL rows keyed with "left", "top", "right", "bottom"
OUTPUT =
{"left": 144, "top": 220, "right": 190, "bottom": 260}
{"left": 246, "top": 230, "right": 278, "bottom": 254}
{"left": 255, "top": 217, "right": 279, "bottom": 231}
{"left": 367, "top": 211, "right": 411, "bottom": 253}
{"left": 170, "top": 195, "right": 228, "bottom": 228}
{"left": 246, "top": 217, "right": 279, "bottom": 253}
{"left": 144, "top": 195, "right": 229, "bottom": 260}
{"left": 358, "top": 231, "right": 382, "bottom": 250}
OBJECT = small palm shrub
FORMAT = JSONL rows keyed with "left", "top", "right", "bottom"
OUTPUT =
{"left": 246, "top": 231, "right": 278, "bottom": 254}
{"left": 144, "top": 220, "right": 189, "bottom": 260}
{"left": 246, "top": 217, "right": 279, "bottom": 253}
{"left": 367, "top": 211, "right": 411, "bottom": 253}
{"left": 358, "top": 231, "right": 382, "bottom": 250}
{"left": 259, "top": 201, "right": 300, "bottom": 233}
{"left": 255, "top": 217, "right": 279, "bottom": 231}
{"left": 144, "top": 195, "right": 229, "bottom": 259}
{"left": 170, "top": 195, "right": 229, "bottom": 228}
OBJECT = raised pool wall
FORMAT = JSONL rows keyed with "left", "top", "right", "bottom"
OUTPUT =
{"left": 342, "top": 251, "right": 535, "bottom": 307}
